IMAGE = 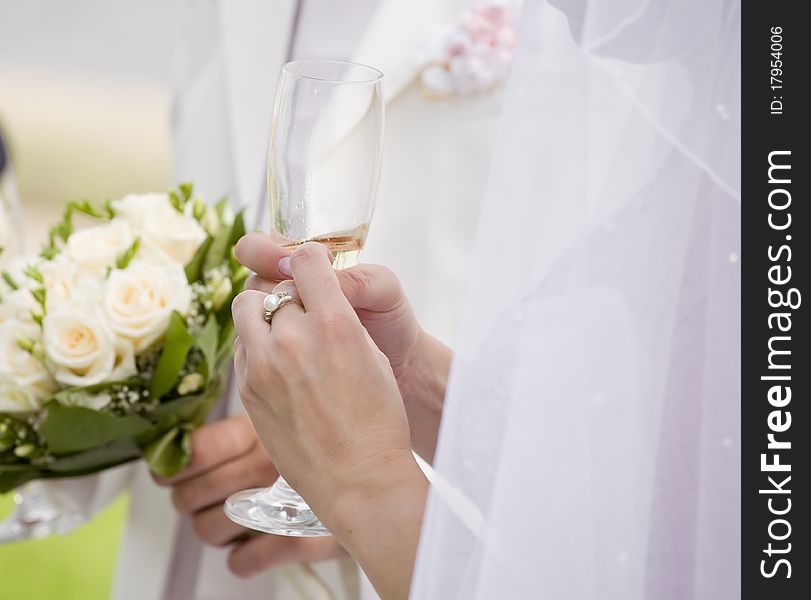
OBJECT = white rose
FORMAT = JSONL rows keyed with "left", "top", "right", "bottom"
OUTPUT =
{"left": 0, "top": 288, "right": 39, "bottom": 325}
{"left": 43, "top": 309, "right": 135, "bottom": 387}
{"left": 104, "top": 262, "right": 191, "bottom": 352}
{"left": 1, "top": 255, "right": 38, "bottom": 291}
{"left": 140, "top": 203, "right": 207, "bottom": 266}
{"left": 111, "top": 192, "right": 173, "bottom": 230}
{"left": 0, "top": 320, "right": 57, "bottom": 404}
{"left": 39, "top": 256, "right": 80, "bottom": 308}
{"left": 65, "top": 219, "right": 134, "bottom": 276}
{"left": 0, "top": 378, "right": 39, "bottom": 413}
{"left": 1, "top": 256, "right": 85, "bottom": 323}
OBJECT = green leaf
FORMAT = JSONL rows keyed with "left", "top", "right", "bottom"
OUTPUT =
{"left": 152, "top": 388, "right": 220, "bottom": 430}
{"left": 30, "top": 287, "right": 46, "bottom": 308}
{"left": 68, "top": 199, "right": 105, "bottom": 219}
{"left": 40, "top": 246, "right": 59, "bottom": 260}
{"left": 168, "top": 190, "right": 184, "bottom": 213}
{"left": 227, "top": 210, "right": 246, "bottom": 248}
{"left": 22, "top": 265, "right": 44, "bottom": 284}
{"left": 47, "top": 438, "right": 142, "bottom": 474}
{"left": 184, "top": 236, "right": 212, "bottom": 283}
{"left": 1, "top": 271, "right": 18, "bottom": 290}
{"left": 215, "top": 265, "right": 248, "bottom": 327}
{"left": 103, "top": 198, "right": 116, "bottom": 219}
{"left": 179, "top": 182, "right": 194, "bottom": 203}
{"left": 0, "top": 465, "right": 42, "bottom": 494}
{"left": 40, "top": 402, "right": 152, "bottom": 455}
{"left": 203, "top": 220, "right": 233, "bottom": 273}
{"left": 214, "top": 197, "right": 229, "bottom": 218}
{"left": 115, "top": 237, "right": 141, "bottom": 269}
{"left": 149, "top": 311, "right": 195, "bottom": 400}
{"left": 197, "top": 317, "right": 219, "bottom": 382}
{"left": 143, "top": 426, "right": 192, "bottom": 478}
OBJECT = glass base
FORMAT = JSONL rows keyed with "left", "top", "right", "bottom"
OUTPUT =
{"left": 224, "top": 477, "right": 331, "bottom": 537}
{"left": 0, "top": 481, "right": 86, "bottom": 543}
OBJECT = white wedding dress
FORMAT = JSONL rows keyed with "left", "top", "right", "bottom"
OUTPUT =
{"left": 411, "top": 0, "right": 740, "bottom": 598}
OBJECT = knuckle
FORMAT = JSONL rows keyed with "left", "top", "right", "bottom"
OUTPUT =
{"left": 271, "top": 328, "right": 302, "bottom": 356}
{"left": 171, "top": 485, "right": 195, "bottom": 514}
{"left": 375, "top": 264, "right": 400, "bottom": 289}
{"left": 191, "top": 514, "right": 216, "bottom": 545}
{"left": 317, "top": 311, "right": 353, "bottom": 332}
{"left": 244, "top": 275, "right": 270, "bottom": 292}
{"left": 231, "top": 290, "right": 252, "bottom": 315}
{"left": 315, "top": 312, "right": 358, "bottom": 343}
{"left": 291, "top": 242, "right": 327, "bottom": 265}
{"left": 219, "top": 418, "right": 252, "bottom": 456}
{"left": 342, "top": 267, "right": 371, "bottom": 300}
{"left": 227, "top": 549, "right": 256, "bottom": 579}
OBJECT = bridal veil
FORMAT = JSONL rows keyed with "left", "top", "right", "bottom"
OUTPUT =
{"left": 411, "top": 0, "right": 740, "bottom": 598}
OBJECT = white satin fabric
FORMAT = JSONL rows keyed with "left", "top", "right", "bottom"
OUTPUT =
{"left": 412, "top": 0, "right": 740, "bottom": 598}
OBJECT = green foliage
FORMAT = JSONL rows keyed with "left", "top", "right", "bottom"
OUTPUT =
{"left": 41, "top": 198, "right": 115, "bottom": 259}
{"left": 22, "top": 265, "right": 44, "bottom": 284}
{"left": 169, "top": 181, "right": 194, "bottom": 213}
{"left": 203, "top": 217, "right": 234, "bottom": 273}
{"left": 197, "top": 317, "right": 219, "bottom": 383}
{"left": 143, "top": 425, "right": 192, "bottom": 478}
{"left": 115, "top": 237, "right": 141, "bottom": 270}
{"left": 149, "top": 311, "right": 195, "bottom": 400}
{"left": 1, "top": 187, "right": 246, "bottom": 493}
{"left": 1, "top": 271, "right": 18, "bottom": 290}
{"left": 184, "top": 236, "right": 212, "bottom": 283}
{"left": 40, "top": 403, "right": 152, "bottom": 455}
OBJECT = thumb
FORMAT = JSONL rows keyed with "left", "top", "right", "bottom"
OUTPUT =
{"left": 336, "top": 265, "right": 407, "bottom": 314}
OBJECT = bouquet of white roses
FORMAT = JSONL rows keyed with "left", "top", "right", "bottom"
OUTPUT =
{"left": 0, "top": 184, "right": 247, "bottom": 492}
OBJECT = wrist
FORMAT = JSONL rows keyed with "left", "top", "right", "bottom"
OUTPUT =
{"left": 397, "top": 330, "right": 450, "bottom": 461}
{"left": 322, "top": 451, "right": 428, "bottom": 598}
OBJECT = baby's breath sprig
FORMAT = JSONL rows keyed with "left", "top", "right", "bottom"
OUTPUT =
{"left": 104, "top": 384, "right": 156, "bottom": 416}
{"left": 0, "top": 415, "right": 42, "bottom": 460}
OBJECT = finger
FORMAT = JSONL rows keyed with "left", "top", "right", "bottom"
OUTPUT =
{"left": 234, "top": 337, "right": 247, "bottom": 385}
{"left": 244, "top": 274, "right": 280, "bottom": 294}
{"left": 336, "top": 265, "right": 407, "bottom": 313}
{"left": 262, "top": 288, "right": 306, "bottom": 332}
{"left": 191, "top": 504, "right": 253, "bottom": 547}
{"left": 270, "top": 279, "right": 301, "bottom": 300}
{"left": 235, "top": 233, "right": 292, "bottom": 280}
{"left": 231, "top": 290, "right": 273, "bottom": 351}
{"left": 155, "top": 415, "right": 257, "bottom": 485}
{"left": 171, "top": 448, "right": 278, "bottom": 515}
{"left": 228, "top": 534, "right": 343, "bottom": 578}
{"left": 288, "top": 242, "right": 352, "bottom": 314}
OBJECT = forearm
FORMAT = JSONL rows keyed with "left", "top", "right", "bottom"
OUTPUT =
{"left": 397, "top": 331, "right": 451, "bottom": 462}
{"left": 322, "top": 452, "right": 429, "bottom": 600}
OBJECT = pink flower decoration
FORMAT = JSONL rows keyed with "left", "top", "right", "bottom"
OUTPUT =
{"left": 418, "top": 1, "right": 520, "bottom": 99}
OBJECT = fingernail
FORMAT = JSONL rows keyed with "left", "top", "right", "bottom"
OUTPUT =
{"left": 278, "top": 256, "right": 292, "bottom": 277}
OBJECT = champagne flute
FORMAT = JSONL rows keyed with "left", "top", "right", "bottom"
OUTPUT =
{"left": 225, "top": 59, "right": 384, "bottom": 536}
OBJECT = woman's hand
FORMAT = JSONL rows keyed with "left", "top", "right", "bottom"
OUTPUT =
{"left": 235, "top": 233, "right": 450, "bottom": 461}
{"left": 232, "top": 242, "right": 428, "bottom": 600}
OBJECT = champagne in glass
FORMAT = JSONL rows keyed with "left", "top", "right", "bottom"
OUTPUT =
{"left": 225, "top": 59, "right": 384, "bottom": 537}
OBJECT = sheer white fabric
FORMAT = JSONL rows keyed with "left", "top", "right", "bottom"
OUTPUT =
{"left": 412, "top": 0, "right": 740, "bottom": 598}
